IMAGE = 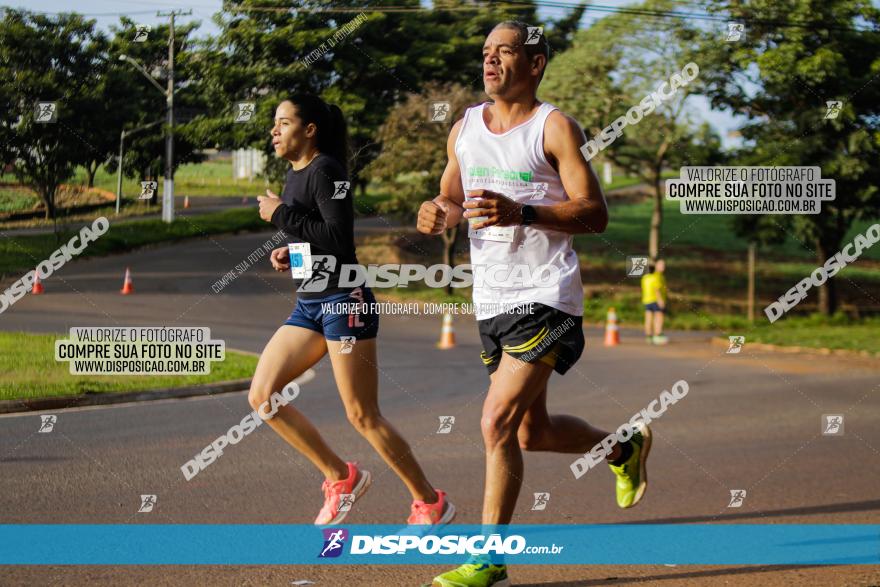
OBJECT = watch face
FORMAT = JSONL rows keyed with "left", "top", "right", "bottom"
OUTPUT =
{"left": 522, "top": 205, "right": 537, "bottom": 225}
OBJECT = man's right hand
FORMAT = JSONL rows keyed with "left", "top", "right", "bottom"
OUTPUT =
{"left": 270, "top": 245, "right": 290, "bottom": 272}
{"left": 417, "top": 200, "right": 448, "bottom": 235}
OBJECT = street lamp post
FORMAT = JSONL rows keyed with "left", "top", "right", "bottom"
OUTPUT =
{"left": 118, "top": 53, "right": 174, "bottom": 223}
{"left": 162, "top": 12, "right": 176, "bottom": 224}
{"left": 118, "top": 9, "right": 190, "bottom": 223}
{"left": 116, "top": 120, "right": 163, "bottom": 215}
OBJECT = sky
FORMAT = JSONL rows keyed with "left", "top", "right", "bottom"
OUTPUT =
{"left": 12, "top": 0, "right": 742, "bottom": 146}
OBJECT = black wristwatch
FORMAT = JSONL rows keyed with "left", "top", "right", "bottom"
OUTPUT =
{"left": 520, "top": 204, "right": 537, "bottom": 226}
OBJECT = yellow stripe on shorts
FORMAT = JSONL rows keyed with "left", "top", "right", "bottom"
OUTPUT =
{"left": 480, "top": 350, "right": 498, "bottom": 365}
{"left": 502, "top": 326, "right": 549, "bottom": 353}
{"left": 539, "top": 345, "right": 559, "bottom": 367}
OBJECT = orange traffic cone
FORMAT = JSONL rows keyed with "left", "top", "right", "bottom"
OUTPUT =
{"left": 183, "top": 195, "right": 190, "bottom": 209}
{"left": 31, "top": 272, "right": 44, "bottom": 294}
{"left": 120, "top": 267, "right": 134, "bottom": 295}
{"left": 436, "top": 313, "right": 456, "bottom": 349}
{"left": 604, "top": 307, "right": 620, "bottom": 346}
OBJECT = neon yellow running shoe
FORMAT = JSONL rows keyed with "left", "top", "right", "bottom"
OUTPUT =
{"left": 432, "top": 558, "right": 510, "bottom": 587}
{"left": 608, "top": 423, "right": 652, "bottom": 508}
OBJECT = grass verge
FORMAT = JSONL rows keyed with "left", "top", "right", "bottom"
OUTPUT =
{"left": 582, "top": 290, "right": 880, "bottom": 354}
{"left": 0, "top": 331, "right": 258, "bottom": 401}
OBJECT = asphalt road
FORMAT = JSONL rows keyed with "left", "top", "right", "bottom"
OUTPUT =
{"left": 1, "top": 228, "right": 879, "bottom": 586}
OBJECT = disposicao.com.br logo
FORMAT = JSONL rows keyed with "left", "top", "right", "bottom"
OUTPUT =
{"left": 319, "top": 528, "right": 349, "bottom": 558}
{"left": 318, "top": 530, "right": 563, "bottom": 558}
{"left": 295, "top": 256, "right": 562, "bottom": 293}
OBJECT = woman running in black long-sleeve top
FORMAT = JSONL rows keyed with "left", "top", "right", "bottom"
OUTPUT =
{"left": 254, "top": 94, "right": 455, "bottom": 526}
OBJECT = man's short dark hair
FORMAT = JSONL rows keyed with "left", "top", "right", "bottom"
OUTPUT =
{"left": 493, "top": 20, "right": 550, "bottom": 82}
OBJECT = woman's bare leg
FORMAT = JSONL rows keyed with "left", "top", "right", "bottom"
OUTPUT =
{"left": 248, "top": 325, "right": 348, "bottom": 481}
{"left": 326, "top": 337, "right": 438, "bottom": 502}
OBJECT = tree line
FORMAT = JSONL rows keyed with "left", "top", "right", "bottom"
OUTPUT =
{"left": 1, "top": 0, "right": 878, "bottom": 315}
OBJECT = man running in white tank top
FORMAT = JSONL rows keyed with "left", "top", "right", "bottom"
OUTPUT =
{"left": 417, "top": 21, "right": 652, "bottom": 587}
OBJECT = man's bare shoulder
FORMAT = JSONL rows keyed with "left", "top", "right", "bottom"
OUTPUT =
{"left": 446, "top": 116, "right": 467, "bottom": 153}
{"left": 543, "top": 109, "right": 587, "bottom": 168}
{"left": 545, "top": 109, "right": 585, "bottom": 140}
{"left": 450, "top": 116, "right": 464, "bottom": 135}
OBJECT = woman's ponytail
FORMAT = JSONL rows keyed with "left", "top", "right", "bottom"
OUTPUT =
{"left": 323, "top": 103, "right": 349, "bottom": 175}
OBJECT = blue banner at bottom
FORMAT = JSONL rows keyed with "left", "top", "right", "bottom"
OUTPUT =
{"left": 0, "top": 524, "right": 878, "bottom": 565}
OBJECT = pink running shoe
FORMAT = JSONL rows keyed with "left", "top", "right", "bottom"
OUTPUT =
{"left": 314, "top": 462, "right": 372, "bottom": 526}
{"left": 407, "top": 489, "right": 456, "bottom": 526}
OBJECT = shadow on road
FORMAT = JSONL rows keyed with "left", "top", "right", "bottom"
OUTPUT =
{"left": 517, "top": 564, "right": 825, "bottom": 586}
{"left": 0, "top": 455, "right": 71, "bottom": 463}
{"left": 624, "top": 498, "right": 880, "bottom": 524}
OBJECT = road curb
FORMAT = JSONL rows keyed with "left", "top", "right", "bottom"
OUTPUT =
{"left": 710, "top": 336, "right": 879, "bottom": 359}
{"left": 0, "top": 378, "right": 253, "bottom": 415}
{"left": 0, "top": 347, "right": 264, "bottom": 414}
